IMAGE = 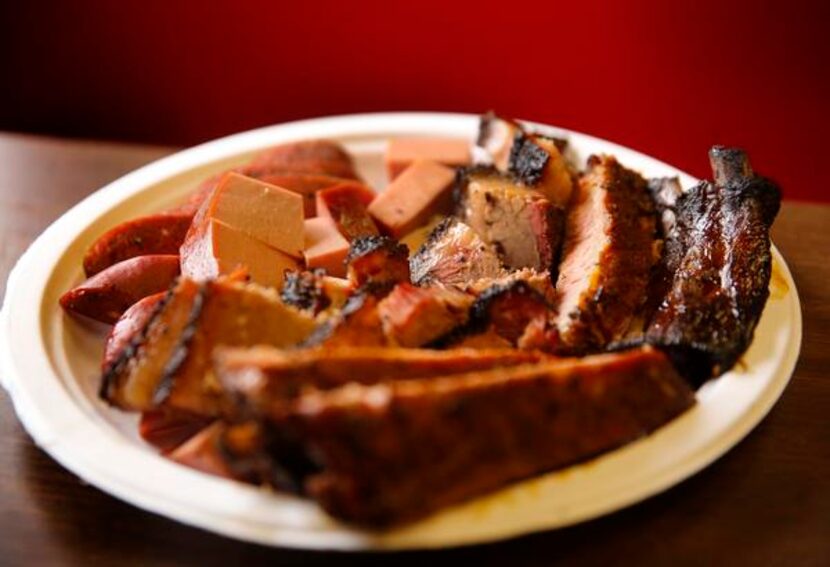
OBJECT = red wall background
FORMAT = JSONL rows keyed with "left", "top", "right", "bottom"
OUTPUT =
{"left": 1, "top": 1, "right": 827, "bottom": 201}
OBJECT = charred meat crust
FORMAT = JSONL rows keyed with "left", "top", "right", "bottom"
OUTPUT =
{"left": 153, "top": 283, "right": 209, "bottom": 406}
{"left": 345, "top": 235, "right": 407, "bottom": 264}
{"left": 508, "top": 133, "right": 551, "bottom": 186}
{"left": 632, "top": 177, "right": 683, "bottom": 329}
{"left": 100, "top": 283, "right": 177, "bottom": 401}
{"left": 409, "top": 217, "right": 504, "bottom": 286}
{"left": 555, "top": 155, "right": 658, "bottom": 353}
{"left": 280, "top": 269, "right": 331, "bottom": 314}
{"left": 345, "top": 235, "right": 410, "bottom": 290}
{"left": 276, "top": 346, "right": 694, "bottom": 526}
{"left": 456, "top": 167, "right": 564, "bottom": 272}
{"left": 476, "top": 111, "right": 520, "bottom": 149}
{"left": 644, "top": 147, "right": 781, "bottom": 381}
{"left": 300, "top": 292, "right": 385, "bottom": 348}
{"left": 431, "top": 280, "right": 550, "bottom": 347}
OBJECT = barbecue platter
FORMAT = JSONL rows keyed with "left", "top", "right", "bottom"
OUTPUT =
{"left": 55, "top": 112, "right": 782, "bottom": 528}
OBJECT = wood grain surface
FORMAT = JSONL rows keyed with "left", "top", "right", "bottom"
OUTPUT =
{"left": 0, "top": 133, "right": 826, "bottom": 566}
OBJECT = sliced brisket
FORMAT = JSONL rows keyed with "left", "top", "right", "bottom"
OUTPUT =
{"left": 554, "top": 155, "right": 658, "bottom": 353}
{"left": 458, "top": 167, "right": 564, "bottom": 273}
{"left": 409, "top": 217, "right": 505, "bottom": 286}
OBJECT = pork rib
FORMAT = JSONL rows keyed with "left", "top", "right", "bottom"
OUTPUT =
{"left": 265, "top": 345, "right": 693, "bottom": 526}
{"left": 214, "top": 346, "right": 551, "bottom": 416}
{"left": 644, "top": 146, "right": 781, "bottom": 381}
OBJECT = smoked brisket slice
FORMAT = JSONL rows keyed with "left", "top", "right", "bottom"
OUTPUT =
{"left": 644, "top": 147, "right": 781, "bottom": 382}
{"left": 458, "top": 167, "right": 565, "bottom": 273}
{"left": 554, "top": 155, "right": 658, "bottom": 353}
{"left": 409, "top": 217, "right": 505, "bottom": 286}
{"left": 432, "top": 280, "right": 555, "bottom": 350}
{"left": 266, "top": 346, "right": 693, "bottom": 526}
{"left": 376, "top": 283, "right": 474, "bottom": 347}
{"left": 475, "top": 112, "right": 574, "bottom": 207}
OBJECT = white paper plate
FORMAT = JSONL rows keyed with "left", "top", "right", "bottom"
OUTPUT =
{"left": 0, "top": 113, "right": 802, "bottom": 550}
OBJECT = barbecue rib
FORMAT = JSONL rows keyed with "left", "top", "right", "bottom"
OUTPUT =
{"left": 644, "top": 146, "right": 781, "bottom": 382}
{"left": 262, "top": 346, "right": 693, "bottom": 526}
{"left": 214, "top": 346, "right": 552, "bottom": 416}
{"left": 554, "top": 155, "right": 658, "bottom": 353}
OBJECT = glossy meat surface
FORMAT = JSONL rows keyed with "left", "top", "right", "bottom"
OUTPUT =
{"left": 645, "top": 147, "right": 781, "bottom": 381}
{"left": 269, "top": 346, "right": 693, "bottom": 526}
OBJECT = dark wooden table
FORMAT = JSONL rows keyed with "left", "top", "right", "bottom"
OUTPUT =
{"left": 0, "top": 133, "right": 827, "bottom": 566}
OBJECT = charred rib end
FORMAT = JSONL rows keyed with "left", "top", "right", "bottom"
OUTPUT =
{"left": 709, "top": 146, "right": 753, "bottom": 187}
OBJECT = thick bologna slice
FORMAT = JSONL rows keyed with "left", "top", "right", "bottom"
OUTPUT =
{"left": 83, "top": 213, "right": 193, "bottom": 276}
{"left": 268, "top": 346, "right": 694, "bottom": 526}
{"left": 368, "top": 160, "right": 456, "bottom": 238}
{"left": 101, "top": 278, "right": 316, "bottom": 416}
{"left": 386, "top": 137, "right": 471, "bottom": 180}
{"left": 102, "top": 292, "right": 166, "bottom": 371}
{"left": 181, "top": 218, "right": 299, "bottom": 289}
{"left": 249, "top": 140, "right": 360, "bottom": 180}
{"left": 60, "top": 255, "right": 180, "bottom": 324}
{"left": 304, "top": 217, "right": 350, "bottom": 277}
{"left": 315, "top": 182, "right": 379, "bottom": 241}
{"left": 181, "top": 172, "right": 305, "bottom": 259}
{"left": 174, "top": 168, "right": 354, "bottom": 218}
{"left": 260, "top": 172, "right": 355, "bottom": 218}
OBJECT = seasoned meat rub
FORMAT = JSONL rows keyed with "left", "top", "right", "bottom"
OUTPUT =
{"left": 377, "top": 283, "right": 473, "bottom": 347}
{"left": 554, "top": 155, "right": 658, "bottom": 353}
{"left": 645, "top": 147, "right": 781, "bottom": 381}
{"left": 345, "top": 236, "right": 410, "bottom": 290}
{"left": 458, "top": 167, "right": 564, "bottom": 272}
{"left": 265, "top": 346, "right": 693, "bottom": 526}
{"left": 409, "top": 217, "right": 504, "bottom": 286}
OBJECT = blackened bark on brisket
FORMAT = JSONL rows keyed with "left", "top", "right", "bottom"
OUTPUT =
{"left": 280, "top": 269, "right": 331, "bottom": 314}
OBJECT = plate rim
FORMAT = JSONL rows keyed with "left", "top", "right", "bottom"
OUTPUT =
{"left": 0, "top": 112, "right": 802, "bottom": 550}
